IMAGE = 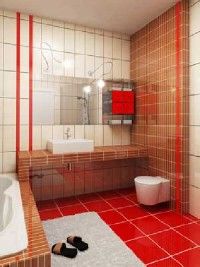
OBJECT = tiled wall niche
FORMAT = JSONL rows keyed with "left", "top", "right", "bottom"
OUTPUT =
{"left": 189, "top": 0, "right": 200, "bottom": 218}
{"left": 130, "top": 0, "right": 189, "bottom": 212}
{"left": 0, "top": 9, "right": 131, "bottom": 173}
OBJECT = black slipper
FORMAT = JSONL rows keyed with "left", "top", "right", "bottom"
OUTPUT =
{"left": 67, "top": 236, "right": 88, "bottom": 251}
{"left": 51, "top": 242, "right": 77, "bottom": 258}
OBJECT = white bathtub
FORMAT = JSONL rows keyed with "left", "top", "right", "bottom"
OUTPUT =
{"left": 0, "top": 173, "right": 28, "bottom": 258}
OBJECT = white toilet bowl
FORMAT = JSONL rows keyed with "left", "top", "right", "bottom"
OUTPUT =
{"left": 135, "top": 176, "right": 170, "bottom": 205}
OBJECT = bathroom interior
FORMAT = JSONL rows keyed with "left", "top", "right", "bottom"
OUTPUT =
{"left": 0, "top": 0, "right": 199, "bottom": 266}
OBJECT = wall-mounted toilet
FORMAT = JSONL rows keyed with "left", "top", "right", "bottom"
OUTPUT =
{"left": 135, "top": 176, "right": 170, "bottom": 205}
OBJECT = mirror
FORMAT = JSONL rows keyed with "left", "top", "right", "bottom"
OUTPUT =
{"left": 33, "top": 74, "right": 134, "bottom": 125}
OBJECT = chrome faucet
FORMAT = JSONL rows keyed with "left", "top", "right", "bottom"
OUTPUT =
{"left": 65, "top": 127, "right": 71, "bottom": 139}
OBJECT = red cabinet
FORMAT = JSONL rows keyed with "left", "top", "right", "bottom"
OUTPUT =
{"left": 112, "top": 90, "right": 134, "bottom": 115}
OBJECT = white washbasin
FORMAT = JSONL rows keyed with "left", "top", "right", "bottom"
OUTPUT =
{"left": 47, "top": 139, "right": 94, "bottom": 154}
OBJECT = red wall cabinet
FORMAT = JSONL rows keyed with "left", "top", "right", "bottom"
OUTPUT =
{"left": 112, "top": 91, "right": 135, "bottom": 115}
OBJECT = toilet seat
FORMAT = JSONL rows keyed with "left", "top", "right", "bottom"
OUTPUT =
{"left": 135, "top": 176, "right": 162, "bottom": 185}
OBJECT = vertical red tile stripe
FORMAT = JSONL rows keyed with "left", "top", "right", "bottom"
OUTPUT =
{"left": 29, "top": 15, "right": 33, "bottom": 151}
{"left": 175, "top": 2, "right": 181, "bottom": 213}
{"left": 16, "top": 12, "right": 20, "bottom": 157}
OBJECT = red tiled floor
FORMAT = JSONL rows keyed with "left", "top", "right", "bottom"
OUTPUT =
{"left": 78, "top": 193, "right": 101, "bottom": 203}
{"left": 84, "top": 200, "right": 112, "bottom": 212}
{"left": 155, "top": 211, "right": 191, "bottom": 227}
{"left": 118, "top": 205, "right": 149, "bottom": 220}
{"left": 151, "top": 229, "right": 195, "bottom": 255}
{"left": 37, "top": 200, "right": 57, "bottom": 211}
{"left": 175, "top": 223, "right": 200, "bottom": 245}
{"left": 126, "top": 236, "right": 168, "bottom": 264}
{"left": 39, "top": 208, "right": 62, "bottom": 220}
{"left": 132, "top": 215, "right": 169, "bottom": 235}
{"left": 98, "top": 190, "right": 121, "bottom": 199}
{"left": 110, "top": 221, "right": 144, "bottom": 241}
{"left": 99, "top": 210, "right": 125, "bottom": 225}
{"left": 37, "top": 189, "right": 200, "bottom": 266}
{"left": 144, "top": 203, "right": 170, "bottom": 214}
{"left": 60, "top": 204, "right": 87, "bottom": 216}
{"left": 56, "top": 197, "right": 79, "bottom": 207}
{"left": 174, "top": 247, "right": 200, "bottom": 267}
{"left": 106, "top": 197, "right": 135, "bottom": 209}
{"left": 148, "top": 257, "right": 182, "bottom": 267}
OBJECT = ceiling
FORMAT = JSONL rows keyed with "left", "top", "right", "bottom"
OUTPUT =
{"left": 0, "top": 0, "right": 178, "bottom": 34}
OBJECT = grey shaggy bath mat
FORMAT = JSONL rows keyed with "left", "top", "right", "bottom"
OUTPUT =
{"left": 43, "top": 212, "right": 145, "bottom": 267}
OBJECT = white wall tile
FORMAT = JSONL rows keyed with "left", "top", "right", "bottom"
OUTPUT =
{"left": 0, "top": 71, "right": 3, "bottom": 96}
{"left": 0, "top": 126, "right": 2, "bottom": 152}
{"left": 75, "top": 31, "right": 85, "bottom": 54}
{"left": 0, "top": 98, "right": 3, "bottom": 125}
{"left": 64, "top": 29, "right": 74, "bottom": 53}
{"left": 21, "top": 19, "right": 29, "bottom": 46}
{"left": 42, "top": 125, "right": 53, "bottom": 149}
{"left": 104, "top": 36, "right": 112, "bottom": 58}
{"left": 0, "top": 153, "right": 2, "bottom": 173}
{"left": 64, "top": 53, "right": 74, "bottom": 77}
{"left": 112, "top": 125, "right": 122, "bottom": 145}
{"left": 4, "top": 11, "right": 16, "bottom": 18}
{"left": 122, "top": 61, "right": 130, "bottom": 79}
{"left": 21, "top": 73, "right": 29, "bottom": 98}
{"left": 53, "top": 26, "right": 64, "bottom": 51}
{"left": 20, "top": 99, "right": 29, "bottom": 124}
{"left": 190, "top": 33, "right": 200, "bottom": 65}
{"left": 94, "top": 125, "right": 103, "bottom": 146}
{"left": 84, "top": 125, "right": 94, "bottom": 140}
{"left": 3, "top": 98, "right": 16, "bottom": 125}
{"left": 95, "top": 34, "right": 103, "bottom": 57}
{"left": 0, "top": 43, "right": 3, "bottom": 70}
{"left": 190, "top": 126, "right": 200, "bottom": 155}
{"left": 122, "top": 126, "right": 131, "bottom": 145}
{"left": 20, "top": 125, "right": 29, "bottom": 151}
{"left": 190, "top": 1, "right": 200, "bottom": 35}
{"left": 3, "top": 125, "right": 16, "bottom": 152}
{"left": 65, "top": 22, "right": 75, "bottom": 30}
{"left": 53, "top": 125, "right": 63, "bottom": 139}
{"left": 113, "top": 38, "right": 122, "bottom": 59}
{"left": 53, "top": 51, "right": 64, "bottom": 75}
{"left": 21, "top": 46, "right": 29, "bottom": 72}
{"left": 190, "top": 64, "right": 200, "bottom": 95}
{"left": 113, "top": 59, "right": 122, "bottom": 79}
{"left": 3, "top": 152, "right": 16, "bottom": 172}
{"left": 104, "top": 58, "right": 113, "bottom": 79}
{"left": 0, "top": 16, "right": 3, "bottom": 43}
{"left": 4, "top": 44, "right": 16, "bottom": 71}
{"left": 42, "top": 24, "right": 53, "bottom": 46}
{"left": 63, "top": 125, "right": 75, "bottom": 139}
{"left": 190, "top": 95, "right": 200, "bottom": 125}
{"left": 122, "top": 40, "right": 130, "bottom": 60}
{"left": 95, "top": 57, "right": 103, "bottom": 79}
{"left": 33, "top": 48, "right": 41, "bottom": 79}
{"left": 75, "top": 125, "right": 84, "bottom": 139}
{"left": 3, "top": 71, "right": 16, "bottom": 98}
{"left": 4, "top": 17, "right": 16, "bottom": 44}
{"left": 75, "top": 54, "right": 85, "bottom": 77}
{"left": 190, "top": 155, "right": 200, "bottom": 188}
{"left": 85, "top": 32, "right": 94, "bottom": 55}
{"left": 33, "top": 125, "right": 42, "bottom": 149}
{"left": 189, "top": 185, "right": 200, "bottom": 218}
{"left": 33, "top": 22, "right": 41, "bottom": 48}
{"left": 103, "top": 125, "right": 112, "bottom": 146}
{"left": 85, "top": 55, "right": 94, "bottom": 78}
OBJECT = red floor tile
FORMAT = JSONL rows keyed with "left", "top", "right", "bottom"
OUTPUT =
{"left": 84, "top": 200, "right": 112, "bottom": 212}
{"left": 175, "top": 223, "right": 200, "bottom": 245}
{"left": 151, "top": 229, "right": 195, "bottom": 255}
{"left": 78, "top": 193, "right": 101, "bottom": 203}
{"left": 144, "top": 203, "right": 170, "bottom": 215}
{"left": 118, "top": 205, "right": 149, "bottom": 220}
{"left": 126, "top": 237, "right": 168, "bottom": 264}
{"left": 60, "top": 204, "right": 87, "bottom": 216}
{"left": 56, "top": 197, "right": 79, "bottom": 207}
{"left": 125, "top": 193, "right": 138, "bottom": 203}
{"left": 155, "top": 211, "right": 191, "bottom": 227}
{"left": 148, "top": 257, "right": 182, "bottom": 267}
{"left": 183, "top": 214, "right": 199, "bottom": 222}
{"left": 110, "top": 221, "right": 144, "bottom": 241}
{"left": 132, "top": 215, "right": 169, "bottom": 235}
{"left": 99, "top": 210, "right": 125, "bottom": 225}
{"left": 37, "top": 200, "right": 57, "bottom": 211}
{"left": 106, "top": 197, "right": 135, "bottom": 209}
{"left": 39, "top": 208, "right": 62, "bottom": 220}
{"left": 98, "top": 190, "right": 121, "bottom": 199}
{"left": 117, "top": 187, "right": 135, "bottom": 195}
{"left": 174, "top": 247, "right": 200, "bottom": 267}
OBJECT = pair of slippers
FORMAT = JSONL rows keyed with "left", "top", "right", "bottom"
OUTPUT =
{"left": 52, "top": 236, "right": 88, "bottom": 259}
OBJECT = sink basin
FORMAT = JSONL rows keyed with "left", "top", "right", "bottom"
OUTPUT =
{"left": 47, "top": 139, "right": 94, "bottom": 154}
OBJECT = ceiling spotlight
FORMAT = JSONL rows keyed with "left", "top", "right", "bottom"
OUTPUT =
{"left": 83, "top": 85, "right": 91, "bottom": 94}
{"left": 97, "top": 79, "right": 105, "bottom": 89}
